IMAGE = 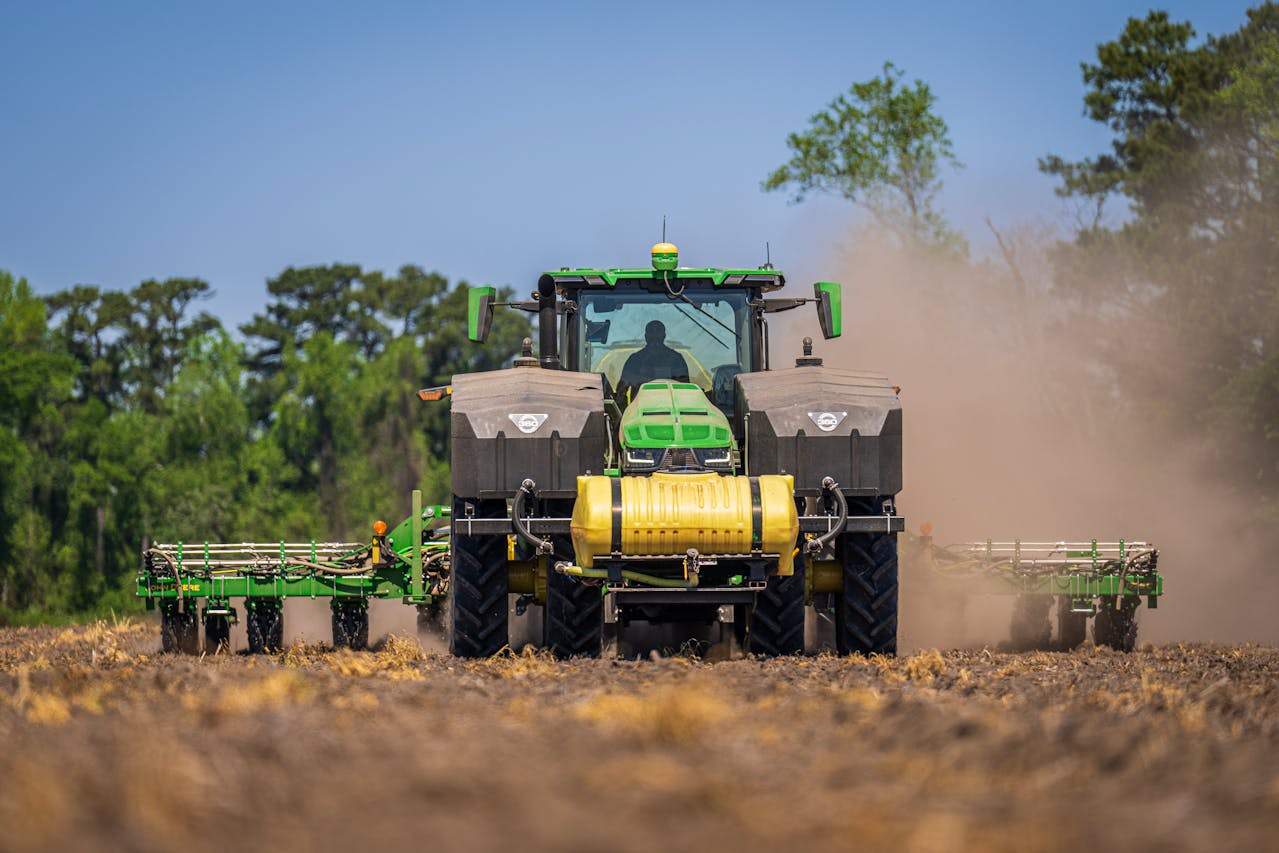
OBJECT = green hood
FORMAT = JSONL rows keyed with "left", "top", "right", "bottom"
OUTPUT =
{"left": 619, "top": 382, "right": 733, "bottom": 449}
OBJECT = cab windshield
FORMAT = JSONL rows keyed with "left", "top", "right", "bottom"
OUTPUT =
{"left": 576, "top": 287, "right": 751, "bottom": 409}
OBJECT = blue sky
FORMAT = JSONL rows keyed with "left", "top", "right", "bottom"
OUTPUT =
{"left": 0, "top": 0, "right": 1260, "bottom": 329}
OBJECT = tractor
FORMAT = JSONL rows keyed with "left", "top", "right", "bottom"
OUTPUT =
{"left": 445, "top": 242, "right": 903, "bottom": 658}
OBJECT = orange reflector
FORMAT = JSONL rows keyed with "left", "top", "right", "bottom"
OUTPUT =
{"left": 417, "top": 385, "right": 451, "bottom": 401}
{"left": 373, "top": 520, "right": 388, "bottom": 536}
{"left": 920, "top": 521, "right": 933, "bottom": 537}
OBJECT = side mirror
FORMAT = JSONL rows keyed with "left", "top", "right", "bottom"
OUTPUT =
{"left": 813, "top": 281, "right": 842, "bottom": 339}
{"left": 468, "top": 286, "right": 497, "bottom": 342}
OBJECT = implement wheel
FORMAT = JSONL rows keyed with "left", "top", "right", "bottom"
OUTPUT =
{"left": 204, "top": 613, "right": 231, "bottom": 654}
{"left": 246, "top": 599, "right": 284, "bottom": 654}
{"left": 1094, "top": 595, "right": 1139, "bottom": 652}
{"left": 747, "top": 562, "right": 806, "bottom": 656}
{"left": 1010, "top": 594, "right": 1053, "bottom": 650}
{"left": 449, "top": 496, "right": 509, "bottom": 658}
{"left": 1057, "top": 596, "right": 1088, "bottom": 650}
{"left": 161, "top": 602, "right": 199, "bottom": 655}
{"left": 331, "top": 599, "right": 370, "bottom": 650}
{"left": 834, "top": 506, "right": 898, "bottom": 656}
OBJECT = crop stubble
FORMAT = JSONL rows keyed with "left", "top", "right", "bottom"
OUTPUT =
{"left": 0, "top": 622, "right": 1276, "bottom": 853}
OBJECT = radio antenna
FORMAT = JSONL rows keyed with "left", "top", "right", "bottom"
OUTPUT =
{"left": 762, "top": 241, "right": 774, "bottom": 269}
{"left": 662, "top": 214, "right": 667, "bottom": 243}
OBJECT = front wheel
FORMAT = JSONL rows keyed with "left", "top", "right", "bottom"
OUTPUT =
{"left": 835, "top": 528, "right": 898, "bottom": 657}
{"left": 544, "top": 569, "right": 603, "bottom": 659}
{"left": 449, "top": 497, "right": 509, "bottom": 658}
{"left": 747, "top": 561, "right": 806, "bottom": 657}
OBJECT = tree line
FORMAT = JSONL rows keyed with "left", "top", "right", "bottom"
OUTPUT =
{"left": 768, "top": 4, "right": 1279, "bottom": 525}
{"left": 3, "top": 3, "right": 1276, "bottom": 622}
{"left": 0, "top": 266, "right": 529, "bottom": 622}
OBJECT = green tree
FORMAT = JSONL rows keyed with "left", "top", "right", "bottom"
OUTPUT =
{"left": 1042, "top": 4, "right": 1279, "bottom": 513}
{"left": 763, "top": 61, "right": 965, "bottom": 252}
{"left": 0, "top": 271, "right": 75, "bottom": 613}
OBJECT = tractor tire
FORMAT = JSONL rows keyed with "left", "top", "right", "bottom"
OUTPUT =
{"left": 834, "top": 527, "right": 899, "bottom": 657}
{"left": 331, "top": 599, "right": 369, "bottom": 650}
{"left": 545, "top": 568, "right": 603, "bottom": 658}
{"left": 543, "top": 498, "right": 601, "bottom": 658}
{"left": 161, "top": 603, "right": 199, "bottom": 655}
{"left": 449, "top": 497, "right": 509, "bottom": 658}
{"left": 1094, "top": 595, "right": 1139, "bottom": 652}
{"left": 245, "top": 599, "right": 284, "bottom": 654}
{"left": 748, "top": 561, "right": 806, "bottom": 656}
{"left": 204, "top": 613, "right": 231, "bottom": 654}
{"left": 1010, "top": 594, "right": 1053, "bottom": 650}
{"left": 1057, "top": 596, "right": 1088, "bottom": 650}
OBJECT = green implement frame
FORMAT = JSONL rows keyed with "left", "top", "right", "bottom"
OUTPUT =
{"left": 914, "top": 536, "right": 1162, "bottom": 651}
{"left": 924, "top": 538, "right": 1162, "bottom": 600}
{"left": 137, "top": 491, "right": 451, "bottom": 650}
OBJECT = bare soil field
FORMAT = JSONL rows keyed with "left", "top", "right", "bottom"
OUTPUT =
{"left": 1, "top": 621, "right": 1277, "bottom": 853}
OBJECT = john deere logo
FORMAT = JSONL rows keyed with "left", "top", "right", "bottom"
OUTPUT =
{"left": 808, "top": 411, "right": 847, "bottom": 432}
{"left": 509, "top": 413, "right": 548, "bottom": 434}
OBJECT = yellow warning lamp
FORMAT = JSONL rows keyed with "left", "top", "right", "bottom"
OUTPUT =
{"left": 651, "top": 242, "right": 679, "bottom": 271}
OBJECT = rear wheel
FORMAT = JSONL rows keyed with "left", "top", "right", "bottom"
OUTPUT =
{"left": 835, "top": 521, "right": 898, "bottom": 657}
{"left": 748, "top": 561, "right": 806, "bottom": 656}
{"left": 331, "top": 599, "right": 369, "bottom": 650}
{"left": 1094, "top": 595, "right": 1139, "bottom": 651}
{"left": 1010, "top": 594, "right": 1053, "bottom": 650}
{"left": 449, "top": 497, "right": 509, "bottom": 658}
{"left": 246, "top": 599, "right": 283, "bottom": 654}
{"left": 161, "top": 602, "right": 199, "bottom": 654}
{"left": 1057, "top": 596, "right": 1088, "bottom": 650}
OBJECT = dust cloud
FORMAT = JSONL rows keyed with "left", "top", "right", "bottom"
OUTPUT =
{"left": 779, "top": 224, "right": 1278, "bottom": 648}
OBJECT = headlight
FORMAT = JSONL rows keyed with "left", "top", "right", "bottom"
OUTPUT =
{"left": 695, "top": 448, "right": 734, "bottom": 471}
{"left": 623, "top": 448, "right": 660, "bottom": 472}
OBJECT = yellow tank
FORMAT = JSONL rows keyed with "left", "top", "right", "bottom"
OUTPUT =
{"left": 570, "top": 472, "right": 800, "bottom": 576}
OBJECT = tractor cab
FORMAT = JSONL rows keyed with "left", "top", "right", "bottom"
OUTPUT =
{"left": 467, "top": 242, "right": 842, "bottom": 476}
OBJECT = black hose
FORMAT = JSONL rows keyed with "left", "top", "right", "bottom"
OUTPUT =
{"left": 146, "top": 548, "right": 184, "bottom": 601}
{"left": 512, "top": 479, "right": 553, "bottom": 555}
{"left": 807, "top": 477, "right": 848, "bottom": 555}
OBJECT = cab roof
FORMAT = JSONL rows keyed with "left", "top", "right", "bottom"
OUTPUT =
{"left": 542, "top": 266, "right": 786, "bottom": 292}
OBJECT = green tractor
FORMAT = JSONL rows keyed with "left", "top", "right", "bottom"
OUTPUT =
{"left": 446, "top": 242, "right": 903, "bottom": 658}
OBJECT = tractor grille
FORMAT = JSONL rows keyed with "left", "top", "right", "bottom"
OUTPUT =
{"left": 659, "top": 447, "right": 699, "bottom": 471}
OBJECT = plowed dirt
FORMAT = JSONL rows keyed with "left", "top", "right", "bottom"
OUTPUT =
{"left": 1, "top": 622, "right": 1276, "bottom": 852}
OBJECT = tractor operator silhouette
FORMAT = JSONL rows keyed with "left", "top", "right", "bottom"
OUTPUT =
{"left": 618, "top": 320, "right": 690, "bottom": 402}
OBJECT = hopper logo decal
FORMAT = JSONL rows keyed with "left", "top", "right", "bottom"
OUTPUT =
{"left": 808, "top": 411, "right": 847, "bottom": 432}
{"left": 509, "top": 413, "right": 548, "bottom": 434}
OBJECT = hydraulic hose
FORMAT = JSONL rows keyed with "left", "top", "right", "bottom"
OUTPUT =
{"left": 145, "top": 548, "right": 184, "bottom": 601}
{"left": 807, "top": 477, "right": 848, "bottom": 555}
{"left": 512, "top": 479, "right": 554, "bottom": 555}
{"left": 554, "top": 562, "right": 699, "bottom": 589}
